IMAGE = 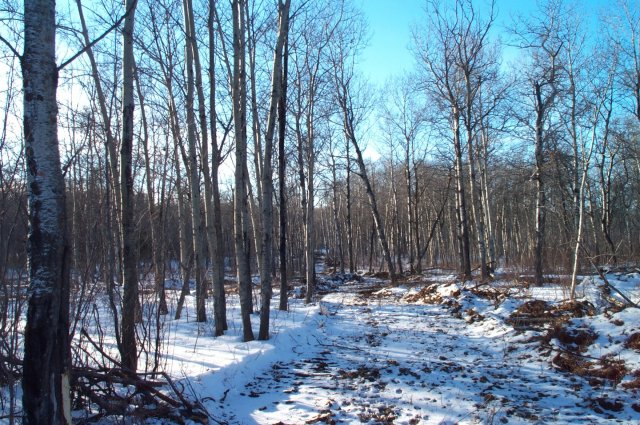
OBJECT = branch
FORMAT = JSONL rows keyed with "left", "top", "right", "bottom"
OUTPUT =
{"left": 57, "top": 0, "right": 137, "bottom": 71}
{"left": 0, "top": 34, "right": 21, "bottom": 61}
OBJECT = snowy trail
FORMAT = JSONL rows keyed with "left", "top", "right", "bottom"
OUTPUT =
{"left": 206, "top": 280, "right": 637, "bottom": 424}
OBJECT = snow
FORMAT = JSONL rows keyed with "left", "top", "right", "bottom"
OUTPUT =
{"left": 152, "top": 271, "right": 640, "bottom": 424}
{"left": 3, "top": 269, "right": 640, "bottom": 424}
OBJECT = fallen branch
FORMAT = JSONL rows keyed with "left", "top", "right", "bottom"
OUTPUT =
{"left": 72, "top": 328, "right": 208, "bottom": 422}
{"left": 580, "top": 249, "right": 639, "bottom": 309}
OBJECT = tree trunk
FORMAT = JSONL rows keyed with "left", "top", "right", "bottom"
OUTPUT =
{"left": 134, "top": 64, "right": 167, "bottom": 315}
{"left": 119, "top": 0, "right": 139, "bottom": 372}
{"left": 452, "top": 109, "right": 472, "bottom": 280}
{"left": 479, "top": 126, "right": 496, "bottom": 271}
{"left": 209, "top": 0, "right": 228, "bottom": 335}
{"left": 278, "top": 27, "right": 290, "bottom": 311}
{"left": 22, "top": 0, "right": 71, "bottom": 421}
{"left": 182, "top": 0, "right": 207, "bottom": 323}
{"left": 173, "top": 138, "right": 193, "bottom": 321}
{"left": 345, "top": 123, "right": 396, "bottom": 281}
{"left": 533, "top": 82, "right": 546, "bottom": 286}
{"left": 346, "top": 141, "right": 354, "bottom": 273}
{"left": 258, "top": 0, "right": 290, "bottom": 339}
{"left": 233, "top": 0, "right": 254, "bottom": 342}
{"left": 464, "top": 77, "right": 488, "bottom": 280}
{"left": 303, "top": 108, "right": 316, "bottom": 304}
{"left": 391, "top": 161, "right": 403, "bottom": 274}
{"left": 330, "top": 148, "right": 344, "bottom": 274}
{"left": 570, "top": 125, "right": 596, "bottom": 299}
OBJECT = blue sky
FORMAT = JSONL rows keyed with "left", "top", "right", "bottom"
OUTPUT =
{"left": 358, "top": 0, "right": 611, "bottom": 87}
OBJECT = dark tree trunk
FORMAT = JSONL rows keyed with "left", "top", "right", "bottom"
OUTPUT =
{"left": 182, "top": 0, "right": 208, "bottom": 324}
{"left": 233, "top": 0, "right": 254, "bottom": 342}
{"left": 278, "top": 28, "right": 289, "bottom": 311}
{"left": 534, "top": 82, "right": 546, "bottom": 286}
{"left": 346, "top": 141, "right": 354, "bottom": 273}
{"left": 209, "top": 0, "right": 228, "bottom": 335}
{"left": 452, "top": 109, "right": 472, "bottom": 280}
{"left": 119, "top": 0, "right": 139, "bottom": 372}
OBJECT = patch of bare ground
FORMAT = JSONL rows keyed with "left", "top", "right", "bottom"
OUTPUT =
{"left": 357, "top": 405, "right": 397, "bottom": 424}
{"left": 552, "top": 352, "right": 627, "bottom": 387}
{"left": 507, "top": 299, "right": 596, "bottom": 329}
{"left": 625, "top": 332, "right": 640, "bottom": 351}
{"left": 403, "top": 283, "right": 460, "bottom": 304}
{"left": 304, "top": 409, "right": 335, "bottom": 424}
{"left": 622, "top": 370, "right": 640, "bottom": 390}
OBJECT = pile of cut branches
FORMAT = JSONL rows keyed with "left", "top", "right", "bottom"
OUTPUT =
{"left": 71, "top": 329, "right": 209, "bottom": 424}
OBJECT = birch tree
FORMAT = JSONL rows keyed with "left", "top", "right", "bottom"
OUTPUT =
{"left": 21, "top": 0, "right": 71, "bottom": 421}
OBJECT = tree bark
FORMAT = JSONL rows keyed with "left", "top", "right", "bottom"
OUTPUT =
{"left": 209, "top": 0, "right": 228, "bottom": 335}
{"left": 258, "top": 0, "right": 290, "bottom": 339}
{"left": 22, "top": 0, "right": 71, "bottom": 422}
{"left": 278, "top": 27, "right": 290, "bottom": 311}
{"left": 232, "top": 0, "right": 254, "bottom": 342}
{"left": 119, "top": 0, "right": 139, "bottom": 372}
{"left": 346, "top": 141, "right": 354, "bottom": 273}
{"left": 452, "top": 108, "right": 472, "bottom": 280}
{"left": 134, "top": 64, "right": 168, "bottom": 315}
{"left": 342, "top": 111, "right": 396, "bottom": 281}
{"left": 533, "top": 82, "right": 547, "bottom": 286}
{"left": 182, "top": 0, "right": 208, "bottom": 323}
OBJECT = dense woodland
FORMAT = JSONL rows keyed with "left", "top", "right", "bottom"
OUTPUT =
{"left": 2, "top": 0, "right": 640, "bottom": 422}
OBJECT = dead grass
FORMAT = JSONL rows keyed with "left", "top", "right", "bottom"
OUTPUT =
{"left": 552, "top": 352, "right": 627, "bottom": 387}
{"left": 507, "top": 299, "right": 596, "bottom": 329}
{"left": 622, "top": 370, "right": 640, "bottom": 390}
{"left": 553, "top": 326, "right": 598, "bottom": 351}
{"left": 625, "top": 333, "right": 640, "bottom": 351}
{"left": 403, "top": 283, "right": 461, "bottom": 304}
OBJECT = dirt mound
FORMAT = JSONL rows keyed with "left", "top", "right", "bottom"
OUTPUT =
{"left": 556, "top": 300, "right": 597, "bottom": 318}
{"left": 625, "top": 333, "right": 640, "bottom": 351}
{"left": 552, "top": 352, "right": 627, "bottom": 387}
{"left": 507, "top": 300, "right": 555, "bottom": 329}
{"left": 553, "top": 326, "right": 598, "bottom": 351}
{"left": 507, "top": 299, "right": 596, "bottom": 329}
{"left": 404, "top": 283, "right": 460, "bottom": 304}
{"left": 516, "top": 300, "right": 551, "bottom": 316}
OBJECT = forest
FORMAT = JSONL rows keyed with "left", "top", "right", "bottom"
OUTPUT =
{"left": 2, "top": 0, "right": 640, "bottom": 423}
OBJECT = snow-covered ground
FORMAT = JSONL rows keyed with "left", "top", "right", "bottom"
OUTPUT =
{"left": 150, "top": 271, "right": 640, "bottom": 424}
{"left": 3, "top": 269, "right": 640, "bottom": 424}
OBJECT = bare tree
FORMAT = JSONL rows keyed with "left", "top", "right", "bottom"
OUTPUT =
{"left": 414, "top": 0, "right": 472, "bottom": 279}
{"left": 331, "top": 16, "right": 397, "bottom": 282}
{"left": 290, "top": 0, "right": 344, "bottom": 302}
{"left": 454, "top": 0, "right": 496, "bottom": 280}
{"left": 119, "top": 0, "right": 139, "bottom": 372}
{"left": 278, "top": 11, "right": 290, "bottom": 311}
{"left": 181, "top": 0, "right": 208, "bottom": 323}
{"left": 233, "top": 0, "right": 255, "bottom": 342}
{"left": 255, "top": 0, "right": 290, "bottom": 339}
{"left": 208, "top": 0, "right": 229, "bottom": 336}
{"left": 512, "top": 0, "right": 564, "bottom": 285}
{"left": 21, "top": 0, "right": 71, "bottom": 422}
{"left": 380, "top": 75, "right": 426, "bottom": 273}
